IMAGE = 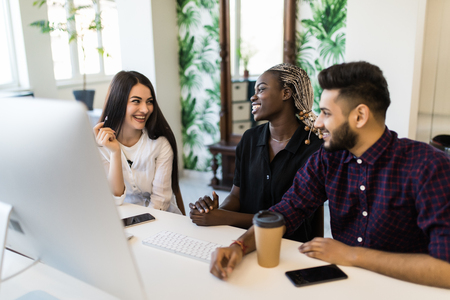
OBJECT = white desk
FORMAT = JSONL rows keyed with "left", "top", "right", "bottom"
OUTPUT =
{"left": 2, "top": 203, "right": 450, "bottom": 300}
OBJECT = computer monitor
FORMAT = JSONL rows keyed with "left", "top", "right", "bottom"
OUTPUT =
{"left": 0, "top": 98, "right": 147, "bottom": 300}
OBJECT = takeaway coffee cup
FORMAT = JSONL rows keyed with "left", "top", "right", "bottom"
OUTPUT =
{"left": 253, "top": 210, "right": 285, "bottom": 268}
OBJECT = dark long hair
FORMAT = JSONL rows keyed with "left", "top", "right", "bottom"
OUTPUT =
{"left": 99, "top": 71, "right": 181, "bottom": 199}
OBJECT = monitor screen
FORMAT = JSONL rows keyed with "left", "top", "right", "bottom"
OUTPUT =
{"left": 0, "top": 98, "right": 146, "bottom": 300}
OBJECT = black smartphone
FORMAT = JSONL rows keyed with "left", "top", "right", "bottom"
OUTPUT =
{"left": 122, "top": 213, "right": 155, "bottom": 227}
{"left": 285, "top": 264, "right": 348, "bottom": 287}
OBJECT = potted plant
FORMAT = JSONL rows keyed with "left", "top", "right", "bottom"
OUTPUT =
{"left": 30, "top": 0, "right": 107, "bottom": 110}
{"left": 237, "top": 38, "right": 257, "bottom": 80}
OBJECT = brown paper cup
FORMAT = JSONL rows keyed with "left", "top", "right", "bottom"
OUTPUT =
{"left": 253, "top": 211, "right": 285, "bottom": 268}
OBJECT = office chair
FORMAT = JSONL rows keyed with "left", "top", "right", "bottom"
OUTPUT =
{"left": 430, "top": 134, "right": 450, "bottom": 155}
{"left": 311, "top": 205, "right": 324, "bottom": 238}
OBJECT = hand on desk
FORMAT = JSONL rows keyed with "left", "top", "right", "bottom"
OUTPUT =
{"left": 189, "top": 191, "right": 219, "bottom": 213}
{"left": 209, "top": 244, "right": 243, "bottom": 280}
{"left": 189, "top": 191, "right": 224, "bottom": 226}
{"left": 190, "top": 208, "right": 232, "bottom": 226}
{"left": 300, "top": 238, "right": 450, "bottom": 289}
{"left": 299, "top": 237, "right": 356, "bottom": 266}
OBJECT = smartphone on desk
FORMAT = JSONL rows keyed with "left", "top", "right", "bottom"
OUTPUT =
{"left": 285, "top": 264, "right": 348, "bottom": 287}
{"left": 122, "top": 213, "right": 155, "bottom": 227}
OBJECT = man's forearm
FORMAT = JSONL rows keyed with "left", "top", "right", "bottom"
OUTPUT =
{"left": 353, "top": 248, "right": 450, "bottom": 288}
{"left": 237, "top": 226, "right": 257, "bottom": 254}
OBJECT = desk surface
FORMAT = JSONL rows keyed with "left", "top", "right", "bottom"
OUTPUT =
{"left": 2, "top": 203, "right": 449, "bottom": 300}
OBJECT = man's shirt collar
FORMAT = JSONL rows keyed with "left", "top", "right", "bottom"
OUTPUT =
{"left": 343, "top": 126, "right": 392, "bottom": 164}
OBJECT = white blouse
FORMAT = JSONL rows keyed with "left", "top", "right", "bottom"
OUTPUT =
{"left": 97, "top": 129, "right": 180, "bottom": 214}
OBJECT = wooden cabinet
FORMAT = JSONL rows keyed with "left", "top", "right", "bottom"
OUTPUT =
{"left": 231, "top": 80, "right": 255, "bottom": 135}
{"left": 208, "top": 80, "right": 255, "bottom": 191}
{"left": 208, "top": 143, "right": 236, "bottom": 191}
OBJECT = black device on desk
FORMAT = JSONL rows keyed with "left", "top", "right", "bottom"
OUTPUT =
{"left": 122, "top": 213, "right": 155, "bottom": 227}
{"left": 285, "top": 264, "right": 348, "bottom": 287}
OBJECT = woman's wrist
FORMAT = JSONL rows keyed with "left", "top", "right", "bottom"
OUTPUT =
{"left": 110, "top": 148, "right": 121, "bottom": 157}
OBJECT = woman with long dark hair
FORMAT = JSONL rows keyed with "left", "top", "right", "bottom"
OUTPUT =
{"left": 93, "top": 71, "right": 185, "bottom": 215}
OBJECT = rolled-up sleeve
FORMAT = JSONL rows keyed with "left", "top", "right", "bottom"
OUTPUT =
{"left": 150, "top": 138, "right": 174, "bottom": 210}
{"left": 415, "top": 153, "right": 450, "bottom": 262}
{"left": 113, "top": 186, "right": 126, "bottom": 206}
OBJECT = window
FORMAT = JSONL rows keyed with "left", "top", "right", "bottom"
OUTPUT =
{"left": 230, "top": 0, "right": 284, "bottom": 78}
{"left": 45, "top": 0, "right": 121, "bottom": 83}
{"left": 0, "top": 0, "right": 18, "bottom": 89}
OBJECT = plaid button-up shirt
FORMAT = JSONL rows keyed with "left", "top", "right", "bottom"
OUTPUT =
{"left": 270, "top": 128, "right": 450, "bottom": 262}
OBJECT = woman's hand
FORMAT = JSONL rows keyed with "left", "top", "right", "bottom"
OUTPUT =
{"left": 190, "top": 208, "right": 232, "bottom": 226}
{"left": 188, "top": 191, "right": 219, "bottom": 213}
{"left": 93, "top": 122, "right": 120, "bottom": 153}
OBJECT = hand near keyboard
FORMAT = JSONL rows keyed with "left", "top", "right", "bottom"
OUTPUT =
{"left": 190, "top": 207, "right": 231, "bottom": 226}
{"left": 189, "top": 191, "right": 219, "bottom": 213}
{"left": 210, "top": 244, "right": 243, "bottom": 280}
{"left": 189, "top": 188, "right": 254, "bottom": 228}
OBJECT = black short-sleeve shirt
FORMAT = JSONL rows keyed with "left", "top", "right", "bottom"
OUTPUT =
{"left": 234, "top": 122, "right": 323, "bottom": 242}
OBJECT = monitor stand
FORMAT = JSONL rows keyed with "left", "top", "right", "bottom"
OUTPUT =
{"left": 0, "top": 201, "right": 13, "bottom": 279}
{"left": 0, "top": 203, "right": 58, "bottom": 299}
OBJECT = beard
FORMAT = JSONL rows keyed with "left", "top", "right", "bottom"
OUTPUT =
{"left": 324, "top": 121, "right": 358, "bottom": 152}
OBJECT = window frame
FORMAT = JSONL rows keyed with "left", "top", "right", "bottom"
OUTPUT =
{"left": 0, "top": 0, "right": 19, "bottom": 90}
{"left": 230, "top": 0, "right": 284, "bottom": 79}
{"left": 51, "top": 0, "right": 117, "bottom": 87}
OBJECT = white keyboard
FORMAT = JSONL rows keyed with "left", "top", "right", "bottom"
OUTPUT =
{"left": 142, "top": 230, "right": 223, "bottom": 263}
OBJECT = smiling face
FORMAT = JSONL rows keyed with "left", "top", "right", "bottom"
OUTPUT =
{"left": 314, "top": 89, "right": 358, "bottom": 152}
{"left": 122, "top": 83, "right": 154, "bottom": 133}
{"left": 250, "top": 71, "right": 286, "bottom": 122}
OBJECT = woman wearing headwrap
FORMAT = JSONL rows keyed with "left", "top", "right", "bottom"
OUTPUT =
{"left": 189, "top": 63, "right": 323, "bottom": 242}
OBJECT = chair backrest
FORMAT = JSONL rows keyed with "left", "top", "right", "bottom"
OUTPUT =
{"left": 311, "top": 205, "right": 324, "bottom": 238}
{"left": 430, "top": 135, "right": 450, "bottom": 155}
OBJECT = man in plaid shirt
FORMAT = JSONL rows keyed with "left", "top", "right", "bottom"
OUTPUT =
{"left": 209, "top": 61, "right": 450, "bottom": 288}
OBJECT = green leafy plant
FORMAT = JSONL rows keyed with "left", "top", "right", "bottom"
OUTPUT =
{"left": 296, "top": 31, "right": 316, "bottom": 76}
{"left": 177, "top": 0, "right": 221, "bottom": 170}
{"left": 30, "top": 0, "right": 107, "bottom": 90}
{"left": 204, "top": 9, "right": 219, "bottom": 45}
{"left": 196, "top": 0, "right": 216, "bottom": 11}
{"left": 297, "top": 0, "right": 347, "bottom": 114}
{"left": 236, "top": 38, "right": 257, "bottom": 71}
{"left": 177, "top": 0, "right": 201, "bottom": 34}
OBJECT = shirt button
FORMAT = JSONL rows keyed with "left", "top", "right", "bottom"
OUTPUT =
{"left": 357, "top": 237, "right": 363, "bottom": 242}
{"left": 266, "top": 175, "right": 269, "bottom": 180}
{"left": 362, "top": 211, "right": 368, "bottom": 217}
{"left": 357, "top": 159, "right": 362, "bottom": 164}
{"left": 133, "top": 185, "right": 136, "bottom": 188}
{"left": 360, "top": 185, "right": 366, "bottom": 191}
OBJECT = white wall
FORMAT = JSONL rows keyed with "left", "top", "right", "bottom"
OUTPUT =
{"left": 56, "top": 81, "right": 111, "bottom": 109}
{"left": 346, "top": 0, "right": 427, "bottom": 138}
{"left": 15, "top": 0, "right": 58, "bottom": 98}
{"left": 116, "top": 0, "right": 182, "bottom": 169}
{"left": 416, "top": 0, "right": 450, "bottom": 143}
{"left": 151, "top": 0, "right": 183, "bottom": 168}
{"left": 13, "top": 0, "right": 111, "bottom": 108}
